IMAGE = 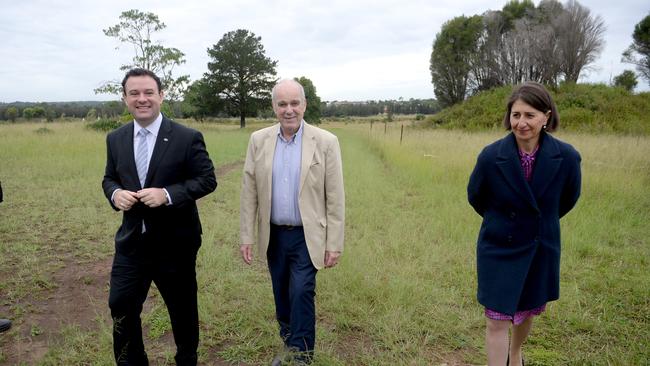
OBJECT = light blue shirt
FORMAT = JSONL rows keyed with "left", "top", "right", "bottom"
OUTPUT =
{"left": 270, "top": 122, "right": 303, "bottom": 226}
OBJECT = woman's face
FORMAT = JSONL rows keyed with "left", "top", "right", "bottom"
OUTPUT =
{"left": 509, "top": 99, "right": 550, "bottom": 146}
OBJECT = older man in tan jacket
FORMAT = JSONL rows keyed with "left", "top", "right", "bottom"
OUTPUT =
{"left": 239, "top": 79, "right": 345, "bottom": 365}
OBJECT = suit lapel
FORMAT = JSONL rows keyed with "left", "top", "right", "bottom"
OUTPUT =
{"left": 530, "top": 132, "right": 563, "bottom": 199}
{"left": 299, "top": 123, "right": 316, "bottom": 194}
{"left": 145, "top": 117, "right": 173, "bottom": 187}
{"left": 496, "top": 133, "right": 539, "bottom": 212}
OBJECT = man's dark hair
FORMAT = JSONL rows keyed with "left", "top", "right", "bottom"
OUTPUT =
{"left": 121, "top": 68, "right": 163, "bottom": 95}
{"left": 503, "top": 82, "right": 559, "bottom": 132}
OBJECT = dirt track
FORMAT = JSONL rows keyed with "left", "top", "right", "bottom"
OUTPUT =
{"left": 0, "top": 162, "right": 243, "bottom": 365}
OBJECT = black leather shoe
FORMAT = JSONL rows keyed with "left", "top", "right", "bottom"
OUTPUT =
{"left": 0, "top": 319, "right": 12, "bottom": 333}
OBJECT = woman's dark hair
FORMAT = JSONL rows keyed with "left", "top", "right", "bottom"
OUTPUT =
{"left": 121, "top": 68, "right": 163, "bottom": 95}
{"left": 503, "top": 82, "right": 559, "bottom": 132}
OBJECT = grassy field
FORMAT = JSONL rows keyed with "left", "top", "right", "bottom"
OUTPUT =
{"left": 0, "top": 119, "right": 648, "bottom": 365}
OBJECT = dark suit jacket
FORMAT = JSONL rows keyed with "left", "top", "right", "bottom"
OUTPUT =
{"left": 102, "top": 116, "right": 217, "bottom": 255}
{"left": 467, "top": 132, "right": 581, "bottom": 315}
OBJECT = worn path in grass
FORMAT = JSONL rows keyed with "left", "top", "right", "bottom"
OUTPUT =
{"left": 5, "top": 122, "right": 646, "bottom": 364}
{"left": 0, "top": 161, "right": 243, "bottom": 366}
{"left": 0, "top": 122, "right": 484, "bottom": 365}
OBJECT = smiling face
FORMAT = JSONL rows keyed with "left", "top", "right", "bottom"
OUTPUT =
{"left": 272, "top": 80, "right": 306, "bottom": 139}
{"left": 509, "top": 99, "right": 550, "bottom": 147}
{"left": 123, "top": 75, "right": 164, "bottom": 127}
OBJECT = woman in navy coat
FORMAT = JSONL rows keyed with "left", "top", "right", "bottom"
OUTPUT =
{"left": 468, "top": 82, "right": 581, "bottom": 366}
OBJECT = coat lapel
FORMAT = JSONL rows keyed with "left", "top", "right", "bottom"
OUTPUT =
{"left": 496, "top": 133, "right": 539, "bottom": 212}
{"left": 299, "top": 123, "right": 316, "bottom": 194}
{"left": 530, "top": 132, "right": 563, "bottom": 199}
{"left": 264, "top": 125, "right": 278, "bottom": 206}
{"left": 144, "top": 117, "right": 172, "bottom": 187}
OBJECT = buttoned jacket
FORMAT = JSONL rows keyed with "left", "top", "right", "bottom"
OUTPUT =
{"left": 468, "top": 132, "right": 581, "bottom": 314}
{"left": 102, "top": 116, "right": 217, "bottom": 255}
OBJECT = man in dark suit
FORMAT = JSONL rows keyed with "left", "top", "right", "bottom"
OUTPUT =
{"left": 102, "top": 68, "right": 217, "bottom": 365}
{"left": 0, "top": 180, "right": 12, "bottom": 333}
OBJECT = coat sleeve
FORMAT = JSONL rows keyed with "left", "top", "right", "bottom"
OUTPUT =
{"left": 101, "top": 133, "right": 121, "bottom": 211}
{"left": 324, "top": 136, "right": 345, "bottom": 252}
{"left": 240, "top": 134, "right": 259, "bottom": 245}
{"left": 467, "top": 150, "right": 488, "bottom": 217}
{"left": 559, "top": 147, "right": 581, "bottom": 218}
{"left": 164, "top": 130, "right": 217, "bottom": 206}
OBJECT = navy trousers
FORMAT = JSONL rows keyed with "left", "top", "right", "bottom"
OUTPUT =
{"left": 267, "top": 224, "right": 318, "bottom": 360}
{"left": 108, "top": 233, "right": 199, "bottom": 366}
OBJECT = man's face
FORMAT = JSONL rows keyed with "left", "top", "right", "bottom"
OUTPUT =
{"left": 273, "top": 82, "right": 306, "bottom": 138}
{"left": 123, "top": 75, "right": 164, "bottom": 126}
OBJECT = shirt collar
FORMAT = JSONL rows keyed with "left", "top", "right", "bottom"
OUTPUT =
{"left": 277, "top": 120, "right": 304, "bottom": 143}
{"left": 133, "top": 113, "right": 163, "bottom": 137}
{"left": 518, "top": 144, "right": 539, "bottom": 159}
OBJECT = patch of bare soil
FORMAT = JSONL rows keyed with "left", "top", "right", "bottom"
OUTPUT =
{"left": 216, "top": 161, "right": 243, "bottom": 178}
{"left": 0, "top": 256, "right": 113, "bottom": 364}
{"left": 0, "top": 256, "right": 236, "bottom": 365}
{"left": 0, "top": 162, "right": 245, "bottom": 365}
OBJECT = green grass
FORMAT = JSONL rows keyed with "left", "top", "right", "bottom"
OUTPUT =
{"left": 0, "top": 120, "right": 648, "bottom": 365}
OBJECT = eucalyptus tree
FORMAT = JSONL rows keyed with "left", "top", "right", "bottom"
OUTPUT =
{"left": 622, "top": 14, "right": 650, "bottom": 84}
{"left": 553, "top": 0, "right": 605, "bottom": 82}
{"left": 95, "top": 9, "right": 189, "bottom": 105}
{"left": 429, "top": 15, "right": 483, "bottom": 107}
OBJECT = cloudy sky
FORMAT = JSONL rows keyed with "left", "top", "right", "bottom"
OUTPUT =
{"left": 1, "top": 0, "right": 648, "bottom": 103}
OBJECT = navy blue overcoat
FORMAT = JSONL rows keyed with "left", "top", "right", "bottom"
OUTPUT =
{"left": 467, "top": 132, "right": 581, "bottom": 315}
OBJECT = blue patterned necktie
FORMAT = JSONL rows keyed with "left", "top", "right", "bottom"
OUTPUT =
{"left": 136, "top": 128, "right": 150, "bottom": 187}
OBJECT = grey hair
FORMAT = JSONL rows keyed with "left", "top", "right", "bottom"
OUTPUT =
{"left": 271, "top": 79, "right": 306, "bottom": 104}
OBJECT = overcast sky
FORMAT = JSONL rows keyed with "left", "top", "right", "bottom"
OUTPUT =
{"left": 1, "top": 0, "right": 648, "bottom": 103}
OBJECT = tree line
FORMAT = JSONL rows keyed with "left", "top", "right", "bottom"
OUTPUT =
{"left": 0, "top": 98, "right": 441, "bottom": 123}
{"left": 0, "top": 101, "right": 124, "bottom": 122}
{"left": 321, "top": 99, "right": 440, "bottom": 117}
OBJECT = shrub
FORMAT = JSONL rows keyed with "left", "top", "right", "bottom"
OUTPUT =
{"left": 87, "top": 119, "right": 122, "bottom": 132}
{"left": 427, "top": 84, "right": 650, "bottom": 135}
{"left": 34, "top": 127, "right": 53, "bottom": 134}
